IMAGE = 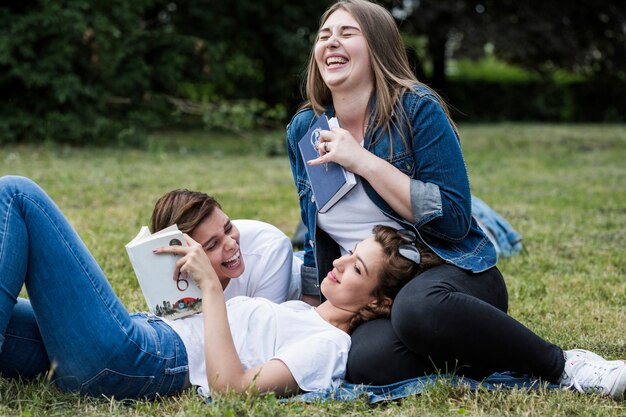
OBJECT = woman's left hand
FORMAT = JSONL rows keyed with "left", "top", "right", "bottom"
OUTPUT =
{"left": 307, "top": 128, "right": 369, "bottom": 174}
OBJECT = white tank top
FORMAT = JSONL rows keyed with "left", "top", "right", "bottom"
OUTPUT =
{"left": 316, "top": 177, "right": 402, "bottom": 255}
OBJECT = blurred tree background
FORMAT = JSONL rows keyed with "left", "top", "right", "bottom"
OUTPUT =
{"left": 1, "top": 0, "right": 624, "bottom": 145}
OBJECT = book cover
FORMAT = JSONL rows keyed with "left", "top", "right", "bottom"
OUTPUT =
{"left": 298, "top": 115, "right": 357, "bottom": 213}
{"left": 125, "top": 224, "right": 202, "bottom": 320}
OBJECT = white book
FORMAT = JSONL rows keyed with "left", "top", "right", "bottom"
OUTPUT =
{"left": 125, "top": 224, "right": 202, "bottom": 319}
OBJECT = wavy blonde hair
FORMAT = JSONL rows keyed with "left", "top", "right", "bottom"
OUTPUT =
{"left": 303, "top": 0, "right": 456, "bottom": 148}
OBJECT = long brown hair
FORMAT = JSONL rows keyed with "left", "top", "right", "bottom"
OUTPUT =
{"left": 348, "top": 225, "right": 443, "bottom": 332}
{"left": 303, "top": 0, "right": 457, "bottom": 149}
{"left": 150, "top": 189, "right": 221, "bottom": 235}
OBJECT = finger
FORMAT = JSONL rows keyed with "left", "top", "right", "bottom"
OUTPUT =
{"left": 307, "top": 155, "right": 327, "bottom": 166}
{"left": 319, "top": 130, "right": 335, "bottom": 140}
{"left": 174, "top": 255, "right": 189, "bottom": 275}
{"left": 153, "top": 245, "right": 189, "bottom": 255}
{"left": 182, "top": 233, "right": 200, "bottom": 246}
{"left": 173, "top": 266, "right": 182, "bottom": 282}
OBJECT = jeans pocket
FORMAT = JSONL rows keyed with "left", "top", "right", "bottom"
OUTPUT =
{"left": 80, "top": 368, "right": 155, "bottom": 399}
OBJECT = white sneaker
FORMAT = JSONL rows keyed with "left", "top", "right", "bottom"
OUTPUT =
{"left": 560, "top": 350, "right": 626, "bottom": 400}
{"left": 566, "top": 348, "right": 607, "bottom": 363}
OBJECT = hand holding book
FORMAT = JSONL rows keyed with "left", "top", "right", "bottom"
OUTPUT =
{"left": 305, "top": 119, "right": 365, "bottom": 175}
{"left": 298, "top": 115, "right": 357, "bottom": 213}
{"left": 304, "top": 117, "right": 339, "bottom": 165}
{"left": 153, "top": 234, "right": 223, "bottom": 295}
{"left": 126, "top": 225, "right": 203, "bottom": 320}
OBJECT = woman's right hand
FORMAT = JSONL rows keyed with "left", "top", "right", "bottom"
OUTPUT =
{"left": 154, "top": 235, "right": 221, "bottom": 293}
{"left": 309, "top": 126, "right": 415, "bottom": 222}
{"left": 308, "top": 128, "right": 371, "bottom": 174}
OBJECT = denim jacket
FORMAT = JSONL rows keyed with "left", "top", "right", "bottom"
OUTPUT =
{"left": 286, "top": 86, "right": 496, "bottom": 296}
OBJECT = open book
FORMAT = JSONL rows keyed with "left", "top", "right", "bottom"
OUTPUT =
{"left": 125, "top": 224, "right": 202, "bottom": 320}
{"left": 298, "top": 115, "right": 357, "bottom": 213}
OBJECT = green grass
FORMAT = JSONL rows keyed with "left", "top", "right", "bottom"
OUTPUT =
{"left": 1, "top": 124, "right": 625, "bottom": 416}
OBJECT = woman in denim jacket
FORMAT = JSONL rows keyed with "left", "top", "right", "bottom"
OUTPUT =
{"left": 286, "top": 0, "right": 626, "bottom": 397}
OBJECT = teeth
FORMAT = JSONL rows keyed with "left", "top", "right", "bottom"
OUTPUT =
{"left": 327, "top": 56, "right": 347, "bottom": 65}
{"left": 224, "top": 251, "right": 240, "bottom": 263}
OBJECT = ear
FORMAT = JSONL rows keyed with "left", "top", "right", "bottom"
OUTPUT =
{"left": 367, "top": 296, "right": 392, "bottom": 309}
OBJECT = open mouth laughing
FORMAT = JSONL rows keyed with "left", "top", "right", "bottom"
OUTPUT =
{"left": 222, "top": 250, "right": 242, "bottom": 270}
{"left": 326, "top": 55, "right": 348, "bottom": 68}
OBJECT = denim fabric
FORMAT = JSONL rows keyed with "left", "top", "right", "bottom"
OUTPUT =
{"left": 0, "top": 176, "right": 189, "bottom": 399}
{"left": 287, "top": 372, "right": 559, "bottom": 404}
{"left": 471, "top": 196, "right": 523, "bottom": 258}
{"left": 0, "top": 298, "right": 49, "bottom": 379}
{"left": 286, "top": 86, "right": 497, "bottom": 296}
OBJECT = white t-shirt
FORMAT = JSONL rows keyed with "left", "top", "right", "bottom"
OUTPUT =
{"left": 317, "top": 178, "right": 401, "bottom": 255}
{"left": 225, "top": 219, "right": 301, "bottom": 302}
{"left": 166, "top": 297, "right": 350, "bottom": 397}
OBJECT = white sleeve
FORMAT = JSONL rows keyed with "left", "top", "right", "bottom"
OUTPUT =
{"left": 235, "top": 220, "right": 294, "bottom": 303}
{"left": 274, "top": 335, "right": 349, "bottom": 392}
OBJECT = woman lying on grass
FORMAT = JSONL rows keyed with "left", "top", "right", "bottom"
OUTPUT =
{"left": 0, "top": 176, "right": 436, "bottom": 399}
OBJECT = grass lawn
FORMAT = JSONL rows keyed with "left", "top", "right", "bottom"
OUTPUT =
{"left": 0, "top": 123, "right": 624, "bottom": 416}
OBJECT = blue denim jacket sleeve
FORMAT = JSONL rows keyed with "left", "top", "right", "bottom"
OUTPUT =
{"left": 286, "top": 109, "right": 320, "bottom": 288}
{"left": 405, "top": 91, "right": 471, "bottom": 241}
{"left": 364, "top": 88, "right": 495, "bottom": 271}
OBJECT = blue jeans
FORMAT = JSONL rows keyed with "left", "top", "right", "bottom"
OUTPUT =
{"left": 0, "top": 176, "right": 189, "bottom": 399}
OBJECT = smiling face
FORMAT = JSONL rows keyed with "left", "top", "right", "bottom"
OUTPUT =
{"left": 320, "top": 236, "right": 385, "bottom": 313}
{"left": 314, "top": 8, "right": 373, "bottom": 95}
{"left": 190, "top": 209, "right": 244, "bottom": 288}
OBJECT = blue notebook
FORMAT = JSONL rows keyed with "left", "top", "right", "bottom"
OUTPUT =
{"left": 298, "top": 115, "right": 357, "bottom": 213}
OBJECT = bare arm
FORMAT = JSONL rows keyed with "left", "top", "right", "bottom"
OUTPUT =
{"left": 309, "top": 128, "right": 414, "bottom": 222}
{"left": 199, "top": 282, "right": 298, "bottom": 395}
{"left": 156, "top": 235, "right": 299, "bottom": 396}
{"left": 352, "top": 149, "right": 414, "bottom": 222}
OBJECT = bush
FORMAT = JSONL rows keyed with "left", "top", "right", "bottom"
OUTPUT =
{"left": 0, "top": 0, "right": 196, "bottom": 146}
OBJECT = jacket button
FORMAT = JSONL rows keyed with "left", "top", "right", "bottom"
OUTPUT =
{"left": 309, "top": 239, "right": 315, "bottom": 247}
{"left": 311, "top": 195, "right": 315, "bottom": 203}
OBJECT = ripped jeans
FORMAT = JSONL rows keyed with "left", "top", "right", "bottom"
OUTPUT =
{"left": 0, "top": 176, "right": 189, "bottom": 399}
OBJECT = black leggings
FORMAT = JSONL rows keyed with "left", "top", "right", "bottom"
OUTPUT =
{"left": 346, "top": 264, "right": 565, "bottom": 385}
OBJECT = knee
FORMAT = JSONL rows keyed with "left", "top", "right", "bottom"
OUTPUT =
{"left": 0, "top": 176, "right": 38, "bottom": 195}
{"left": 391, "top": 278, "right": 454, "bottom": 347}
